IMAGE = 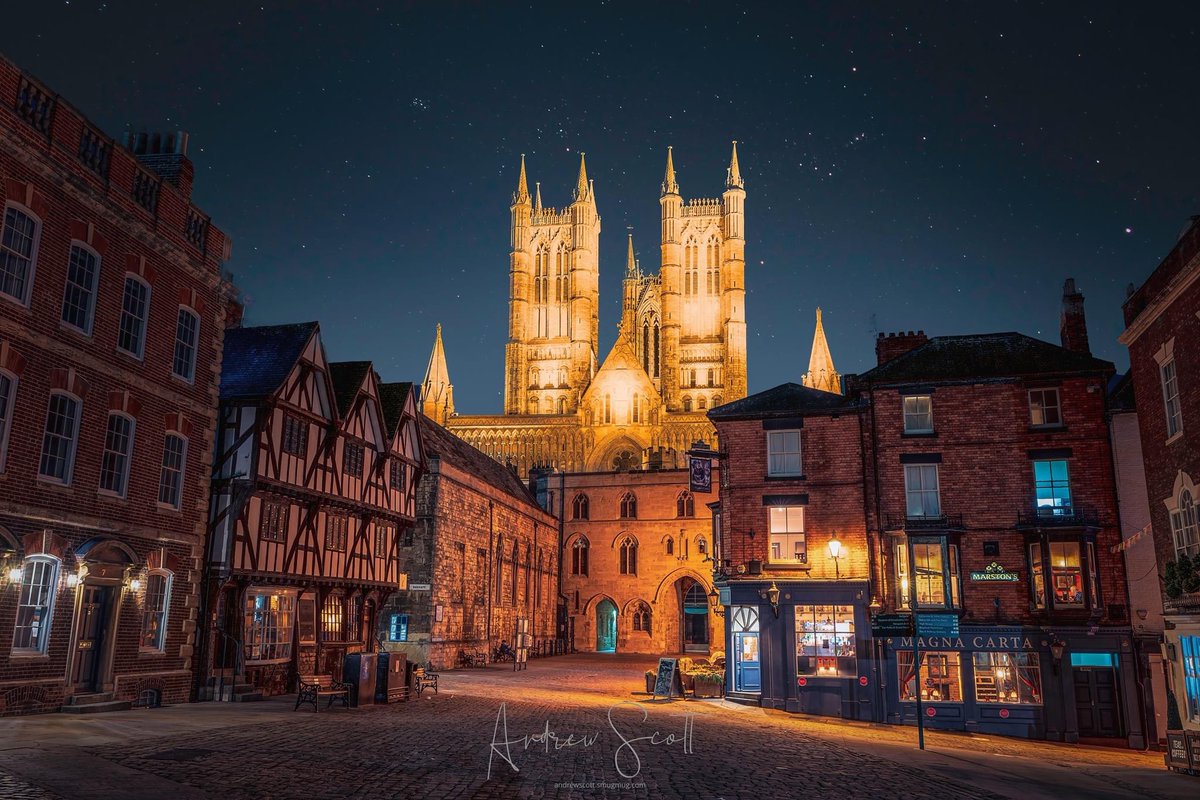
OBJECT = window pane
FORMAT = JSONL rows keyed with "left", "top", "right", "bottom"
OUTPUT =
{"left": 768, "top": 430, "right": 802, "bottom": 475}
{"left": 243, "top": 590, "right": 296, "bottom": 662}
{"left": 158, "top": 435, "right": 186, "bottom": 507}
{"left": 905, "top": 465, "right": 940, "bottom": 517}
{"left": 1, "top": 206, "right": 37, "bottom": 302}
{"left": 0, "top": 373, "right": 12, "bottom": 471}
{"left": 796, "top": 604, "right": 857, "bottom": 677}
{"left": 61, "top": 245, "right": 98, "bottom": 332}
{"left": 172, "top": 309, "right": 199, "bottom": 380}
{"left": 913, "top": 542, "right": 946, "bottom": 606}
{"left": 904, "top": 395, "right": 933, "bottom": 432}
{"left": 1049, "top": 541, "right": 1084, "bottom": 606}
{"left": 973, "top": 652, "right": 1042, "bottom": 704}
{"left": 39, "top": 394, "right": 79, "bottom": 482}
{"left": 12, "top": 558, "right": 58, "bottom": 652}
{"left": 118, "top": 277, "right": 149, "bottom": 356}
{"left": 141, "top": 573, "right": 171, "bottom": 650}
{"left": 1034, "top": 459, "right": 1072, "bottom": 514}
{"left": 99, "top": 414, "right": 134, "bottom": 495}
{"left": 1029, "top": 542, "right": 1046, "bottom": 609}
{"left": 894, "top": 540, "right": 911, "bottom": 609}
{"left": 898, "top": 650, "right": 962, "bottom": 702}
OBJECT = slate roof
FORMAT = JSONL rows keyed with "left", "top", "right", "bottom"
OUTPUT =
{"left": 418, "top": 414, "right": 542, "bottom": 511}
{"left": 708, "top": 382, "right": 854, "bottom": 421}
{"left": 220, "top": 322, "right": 318, "bottom": 400}
{"left": 378, "top": 382, "right": 415, "bottom": 439}
{"left": 328, "top": 361, "right": 372, "bottom": 417}
{"left": 856, "top": 333, "right": 1114, "bottom": 386}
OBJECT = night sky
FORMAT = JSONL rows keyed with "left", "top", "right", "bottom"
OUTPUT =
{"left": 6, "top": 3, "right": 1199, "bottom": 410}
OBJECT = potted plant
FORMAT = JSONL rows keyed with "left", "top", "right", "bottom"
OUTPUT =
{"left": 692, "top": 669, "right": 724, "bottom": 698}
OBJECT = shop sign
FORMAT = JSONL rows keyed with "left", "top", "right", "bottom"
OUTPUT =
{"left": 925, "top": 707, "right": 936, "bottom": 717}
{"left": 1166, "top": 733, "right": 1189, "bottom": 769}
{"left": 969, "top": 561, "right": 1019, "bottom": 582}
{"left": 689, "top": 456, "right": 712, "bottom": 493}
{"left": 896, "top": 635, "right": 1037, "bottom": 651}
{"left": 916, "top": 613, "right": 960, "bottom": 637}
{"left": 409, "top": 583, "right": 431, "bottom": 591}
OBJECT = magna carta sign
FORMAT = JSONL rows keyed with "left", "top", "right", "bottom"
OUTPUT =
{"left": 969, "top": 561, "right": 1019, "bottom": 582}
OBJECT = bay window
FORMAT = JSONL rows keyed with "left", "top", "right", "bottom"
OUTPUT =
{"left": 795, "top": 604, "right": 856, "bottom": 677}
{"left": 895, "top": 536, "right": 960, "bottom": 610}
{"left": 768, "top": 505, "right": 806, "bottom": 564}
{"left": 898, "top": 650, "right": 962, "bottom": 702}
{"left": 1028, "top": 536, "right": 1101, "bottom": 611}
{"left": 972, "top": 652, "right": 1042, "bottom": 704}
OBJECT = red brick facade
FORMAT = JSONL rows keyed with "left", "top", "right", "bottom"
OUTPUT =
{"left": 0, "top": 56, "right": 232, "bottom": 714}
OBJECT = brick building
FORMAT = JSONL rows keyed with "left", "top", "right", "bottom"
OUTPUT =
{"left": 205, "top": 325, "right": 423, "bottom": 696}
{"left": 707, "top": 384, "right": 871, "bottom": 715}
{"left": 709, "top": 281, "right": 1142, "bottom": 746}
{"left": 379, "top": 415, "right": 558, "bottom": 671}
{"left": 1120, "top": 216, "right": 1200, "bottom": 750}
{"left": 537, "top": 467, "right": 724, "bottom": 656}
{"left": 0, "top": 56, "right": 233, "bottom": 714}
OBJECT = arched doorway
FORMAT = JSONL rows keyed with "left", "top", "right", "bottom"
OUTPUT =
{"left": 71, "top": 538, "right": 137, "bottom": 694}
{"left": 681, "top": 579, "right": 710, "bottom": 653}
{"left": 596, "top": 599, "right": 617, "bottom": 652}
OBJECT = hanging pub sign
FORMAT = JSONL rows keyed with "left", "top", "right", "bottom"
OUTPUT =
{"left": 689, "top": 456, "right": 713, "bottom": 494}
{"left": 969, "top": 561, "right": 1019, "bottom": 582}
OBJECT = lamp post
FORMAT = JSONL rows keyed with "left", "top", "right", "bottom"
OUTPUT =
{"left": 828, "top": 532, "right": 842, "bottom": 581}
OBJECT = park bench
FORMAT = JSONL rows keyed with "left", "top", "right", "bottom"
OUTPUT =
{"left": 294, "top": 674, "right": 351, "bottom": 712}
{"left": 458, "top": 648, "right": 487, "bottom": 668}
{"left": 414, "top": 665, "right": 439, "bottom": 696}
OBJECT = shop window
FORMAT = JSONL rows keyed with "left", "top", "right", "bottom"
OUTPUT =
{"left": 1028, "top": 388, "right": 1062, "bottom": 427}
{"left": 1033, "top": 459, "right": 1072, "bottom": 515}
{"left": 389, "top": 613, "right": 409, "bottom": 642}
{"left": 972, "top": 652, "right": 1041, "bottom": 704}
{"left": 321, "top": 594, "right": 345, "bottom": 642}
{"left": 1181, "top": 636, "right": 1200, "bottom": 723}
{"left": 243, "top": 589, "right": 296, "bottom": 663}
{"left": 894, "top": 536, "right": 960, "bottom": 610}
{"left": 898, "top": 650, "right": 963, "bottom": 702}
{"left": 769, "top": 506, "right": 806, "bottom": 564}
{"left": 140, "top": 570, "right": 172, "bottom": 652}
{"left": 1029, "top": 537, "right": 1100, "bottom": 611}
{"left": 795, "top": 605, "right": 856, "bottom": 677}
{"left": 904, "top": 464, "right": 941, "bottom": 518}
{"left": 12, "top": 556, "right": 59, "bottom": 653}
{"left": 766, "top": 430, "right": 802, "bottom": 476}
{"left": 903, "top": 395, "right": 933, "bottom": 433}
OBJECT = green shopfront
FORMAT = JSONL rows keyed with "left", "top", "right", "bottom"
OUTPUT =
{"left": 878, "top": 625, "right": 1145, "bottom": 747}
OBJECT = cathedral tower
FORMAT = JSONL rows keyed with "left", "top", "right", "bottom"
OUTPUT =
{"left": 503, "top": 153, "right": 600, "bottom": 416}
{"left": 722, "top": 141, "right": 748, "bottom": 400}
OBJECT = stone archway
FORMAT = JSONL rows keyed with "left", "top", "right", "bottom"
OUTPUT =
{"left": 679, "top": 577, "right": 710, "bottom": 654}
{"left": 595, "top": 599, "right": 618, "bottom": 653}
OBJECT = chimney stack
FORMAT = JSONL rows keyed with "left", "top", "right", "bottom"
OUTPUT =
{"left": 1059, "top": 277, "right": 1090, "bottom": 354}
{"left": 126, "top": 130, "right": 194, "bottom": 201}
{"left": 875, "top": 330, "right": 929, "bottom": 365}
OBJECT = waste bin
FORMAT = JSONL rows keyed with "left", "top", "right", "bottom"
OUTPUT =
{"left": 376, "top": 652, "right": 408, "bottom": 703}
{"left": 343, "top": 652, "right": 378, "bottom": 707}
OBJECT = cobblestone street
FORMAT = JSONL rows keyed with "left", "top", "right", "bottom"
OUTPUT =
{"left": 0, "top": 655, "right": 1192, "bottom": 800}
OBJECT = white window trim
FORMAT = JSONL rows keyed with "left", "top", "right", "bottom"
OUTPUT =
{"left": 171, "top": 305, "right": 201, "bottom": 384}
{"left": 98, "top": 411, "right": 137, "bottom": 499}
{"left": 1161, "top": 358, "right": 1183, "bottom": 441}
{"left": 60, "top": 240, "right": 101, "bottom": 336}
{"left": 904, "top": 463, "right": 942, "bottom": 518}
{"left": 766, "top": 429, "right": 803, "bottom": 477}
{"left": 38, "top": 391, "right": 82, "bottom": 486}
{"left": 0, "top": 368, "right": 18, "bottom": 473}
{"left": 0, "top": 202, "right": 42, "bottom": 308}
{"left": 117, "top": 273, "right": 152, "bottom": 361}
{"left": 157, "top": 433, "right": 188, "bottom": 510}
{"left": 902, "top": 394, "right": 934, "bottom": 434}
{"left": 139, "top": 568, "right": 173, "bottom": 653}
{"left": 11, "top": 555, "right": 60, "bottom": 655}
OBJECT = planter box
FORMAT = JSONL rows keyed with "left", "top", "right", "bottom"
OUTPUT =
{"left": 693, "top": 678, "right": 723, "bottom": 698}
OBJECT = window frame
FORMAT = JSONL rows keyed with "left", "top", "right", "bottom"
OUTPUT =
{"left": 1171, "top": 490, "right": 1200, "bottom": 558}
{"left": 766, "top": 429, "right": 803, "bottom": 477}
{"left": 243, "top": 588, "right": 296, "bottom": 664}
{"left": 98, "top": 411, "right": 136, "bottom": 498}
{"left": 619, "top": 536, "right": 638, "bottom": 576}
{"left": 1182, "top": 635, "right": 1200, "bottom": 723}
{"left": 139, "top": 569, "right": 173, "bottom": 652}
{"left": 259, "top": 500, "right": 288, "bottom": 543}
{"left": 60, "top": 241, "right": 101, "bottom": 335}
{"left": 677, "top": 491, "right": 695, "bottom": 518}
{"left": 1027, "top": 534, "right": 1101, "bottom": 612}
{"left": 1028, "top": 387, "right": 1063, "bottom": 428}
{"left": 343, "top": 441, "right": 364, "bottom": 478}
{"left": 282, "top": 413, "right": 308, "bottom": 457}
{"left": 0, "top": 202, "right": 42, "bottom": 307}
{"left": 1161, "top": 357, "right": 1183, "bottom": 439}
{"left": 902, "top": 394, "right": 934, "bottom": 434}
{"left": 619, "top": 492, "right": 637, "bottom": 520}
{"left": 0, "top": 369, "right": 18, "bottom": 473}
{"left": 894, "top": 535, "right": 962, "bottom": 611}
{"left": 572, "top": 493, "right": 590, "bottom": 520}
{"left": 1032, "top": 458, "right": 1073, "bottom": 516}
{"left": 11, "top": 555, "right": 60, "bottom": 655}
{"left": 171, "top": 305, "right": 200, "bottom": 383}
{"left": 38, "top": 391, "right": 82, "bottom": 485}
{"left": 795, "top": 604, "right": 857, "bottom": 677}
{"left": 325, "top": 514, "right": 349, "bottom": 552}
{"left": 389, "top": 612, "right": 409, "bottom": 642}
{"left": 972, "top": 651, "right": 1042, "bottom": 705}
{"left": 117, "top": 273, "right": 152, "bottom": 360}
{"left": 898, "top": 650, "right": 963, "bottom": 703}
{"left": 157, "top": 433, "right": 187, "bottom": 509}
{"left": 768, "top": 505, "right": 807, "bottom": 565}
{"left": 903, "top": 463, "right": 941, "bottom": 519}
{"left": 571, "top": 536, "right": 589, "bottom": 576}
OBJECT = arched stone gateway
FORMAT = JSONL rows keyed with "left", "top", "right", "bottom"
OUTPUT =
{"left": 679, "top": 577, "right": 710, "bottom": 654}
{"left": 595, "top": 598, "right": 618, "bottom": 653}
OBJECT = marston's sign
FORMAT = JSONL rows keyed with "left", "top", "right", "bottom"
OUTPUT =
{"left": 969, "top": 561, "right": 1019, "bottom": 582}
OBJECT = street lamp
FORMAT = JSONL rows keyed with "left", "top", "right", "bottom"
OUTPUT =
{"left": 828, "top": 531, "right": 843, "bottom": 581}
{"left": 708, "top": 585, "right": 722, "bottom": 611}
{"left": 762, "top": 580, "right": 780, "bottom": 618}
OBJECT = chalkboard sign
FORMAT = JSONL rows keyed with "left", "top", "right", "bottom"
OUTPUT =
{"left": 653, "top": 658, "right": 683, "bottom": 699}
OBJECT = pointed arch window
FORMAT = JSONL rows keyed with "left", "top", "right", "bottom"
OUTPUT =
{"left": 555, "top": 244, "right": 567, "bottom": 303}
{"left": 511, "top": 541, "right": 519, "bottom": 606}
{"left": 619, "top": 537, "right": 638, "bottom": 575}
{"left": 529, "top": 396, "right": 539, "bottom": 415}
{"left": 571, "top": 536, "right": 589, "bottom": 576}
{"left": 665, "top": 537, "right": 674, "bottom": 555}
{"left": 620, "top": 492, "right": 637, "bottom": 519}
{"left": 653, "top": 323, "right": 660, "bottom": 377}
{"left": 677, "top": 491, "right": 695, "bottom": 518}
{"left": 557, "top": 396, "right": 567, "bottom": 414}
{"left": 495, "top": 535, "right": 505, "bottom": 603}
{"left": 632, "top": 394, "right": 641, "bottom": 424}
{"left": 604, "top": 394, "right": 612, "bottom": 424}
{"left": 632, "top": 602, "right": 651, "bottom": 633}
{"left": 572, "top": 493, "right": 590, "bottom": 520}
{"left": 642, "top": 322, "right": 651, "bottom": 373}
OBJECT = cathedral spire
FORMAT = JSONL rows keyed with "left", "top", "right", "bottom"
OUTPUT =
{"left": 801, "top": 308, "right": 841, "bottom": 395}
{"left": 534, "top": 181, "right": 542, "bottom": 211}
{"left": 573, "top": 152, "right": 589, "bottom": 201}
{"left": 726, "top": 140, "right": 744, "bottom": 189}
{"left": 514, "top": 154, "right": 530, "bottom": 205}
{"left": 626, "top": 232, "right": 637, "bottom": 276}
{"left": 422, "top": 323, "right": 455, "bottom": 424}
{"left": 661, "top": 145, "right": 679, "bottom": 196}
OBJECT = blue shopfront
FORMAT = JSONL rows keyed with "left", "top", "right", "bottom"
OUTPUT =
{"left": 878, "top": 625, "right": 1144, "bottom": 747}
{"left": 722, "top": 579, "right": 878, "bottom": 722}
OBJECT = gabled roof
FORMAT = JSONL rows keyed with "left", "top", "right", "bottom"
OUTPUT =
{"left": 856, "top": 333, "right": 1114, "bottom": 386}
{"left": 328, "top": 361, "right": 373, "bottom": 417}
{"left": 378, "top": 382, "right": 415, "bottom": 439}
{"left": 708, "top": 382, "right": 854, "bottom": 421}
{"left": 220, "top": 322, "right": 318, "bottom": 400}
{"left": 580, "top": 329, "right": 657, "bottom": 406}
{"left": 418, "top": 414, "right": 541, "bottom": 511}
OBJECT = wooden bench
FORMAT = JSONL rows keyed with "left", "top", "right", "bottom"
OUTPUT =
{"left": 457, "top": 648, "right": 486, "bottom": 668}
{"left": 413, "top": 666, "right": 438, "bottom": 696}
{"left": 294, "top": 674, "right": 351, "bottom": 712}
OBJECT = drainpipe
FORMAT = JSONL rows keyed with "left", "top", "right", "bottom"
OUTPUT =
{"left": 486, "top": 500, "right": 494, "bottom": 648}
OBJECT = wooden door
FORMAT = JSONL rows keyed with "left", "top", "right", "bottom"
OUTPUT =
{"left": 1074, "top": 667, "right": 1123, "bottom": 738}
{"left": 73, "top": 585, "right": 113, "bottom": 692}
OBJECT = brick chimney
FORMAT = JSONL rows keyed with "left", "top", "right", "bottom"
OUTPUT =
{"left": 875, "top": 330, "right": 929, "bottom": 365}
{"left": 1059, "top": 277, "right": 1090, "bottom": 354}
{"left": 126, "top": 131, "right": 193, "bottom": 201}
